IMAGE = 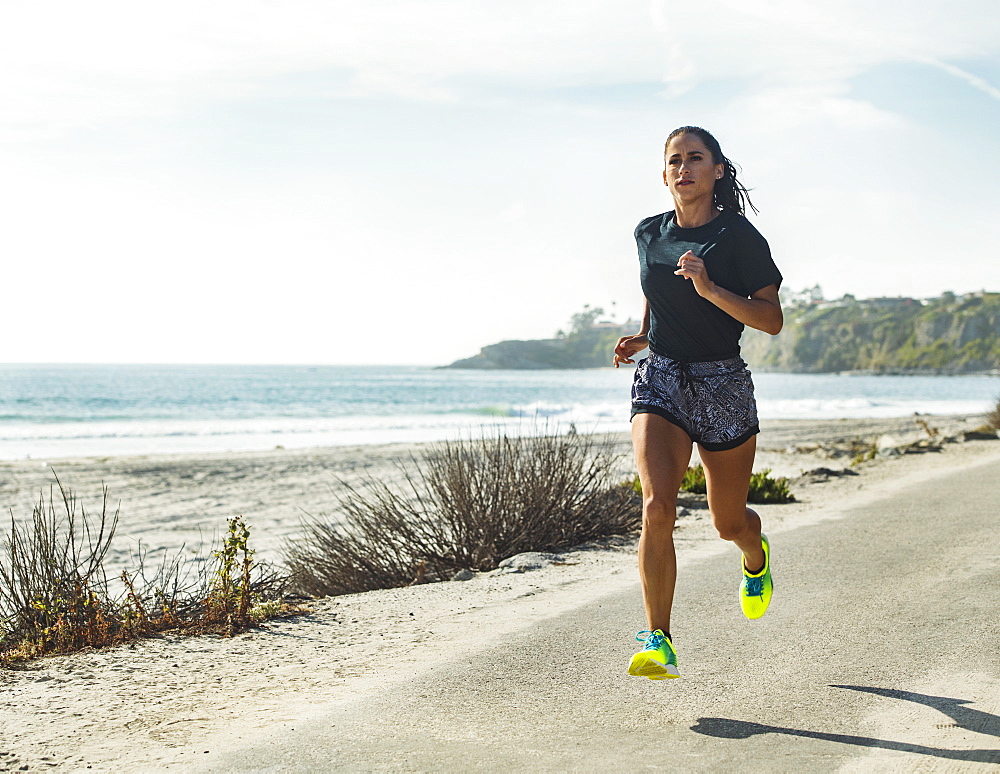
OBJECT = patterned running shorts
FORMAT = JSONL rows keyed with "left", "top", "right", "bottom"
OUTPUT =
{"left": 630, "top": 351, "right": 759, "bottom": 451}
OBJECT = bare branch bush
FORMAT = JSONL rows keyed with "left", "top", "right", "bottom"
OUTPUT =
{"left": 1, "top": 478, "right": 291, "bottom": 667}
{"left": 0, "top": 476, "right": 124, "bottom": 658}
{"left": 285, "top": 431, "right": 640, "bottom": 597}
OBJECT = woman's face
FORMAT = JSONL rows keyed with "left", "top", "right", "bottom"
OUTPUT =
{"left": 663, "top": 133, "right": 724, "bottom": 206}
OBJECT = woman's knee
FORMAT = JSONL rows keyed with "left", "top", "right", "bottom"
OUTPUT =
{"left": 711, "top": 508, "right": 749, "bottom": 542}
{"left": 642, "top": 494, "right": 678, "bottom": 531}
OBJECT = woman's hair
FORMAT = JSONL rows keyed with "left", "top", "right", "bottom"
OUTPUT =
{"left": 665, "top": 126, "right": 758, "bottom": 216}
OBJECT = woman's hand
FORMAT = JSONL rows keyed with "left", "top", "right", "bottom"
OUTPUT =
{"left": 674, "top": 250, "right": 716, "bottom": 297}
{"left": 614, "top": 333, "right": 649, "bottom": 367}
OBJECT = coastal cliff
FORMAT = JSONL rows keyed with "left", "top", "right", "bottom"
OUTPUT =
{"left": 445, "top": 306, "right": 631, "bottom": 369}
{"left": 445, "top": 327, "right": 630, "bottom": 369}
{"left": 446, "top": 293, "right": 1000, "bottom": 373}
{"left": 740, "top": 291, "right": 1000, "bottom": 373}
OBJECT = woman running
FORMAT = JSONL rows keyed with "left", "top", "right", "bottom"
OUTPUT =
{"left": 614, "top": 126, "right": 783, "bottom": 680}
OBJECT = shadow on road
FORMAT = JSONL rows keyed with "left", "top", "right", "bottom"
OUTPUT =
{"left": 690, "top": 685, "right": 1000, "bottom": 764}
{"left": 830, "top": 685, "right": 1000, "bottom": 739}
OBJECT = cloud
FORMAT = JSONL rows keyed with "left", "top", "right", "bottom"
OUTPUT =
{"left": 922, "top": 59, "right": 1000, "bottom": 102}
{"left": 734, "top": 85, "right": 902, "bottom": 132}
{"left": 646, "top": 0, "right": 1000, "bottom": 128}
{"left": 0, "top": 1, "right": 659, "bottom": 138}
{"left": 2, "top": 0, "right": 997, "bottom": 142}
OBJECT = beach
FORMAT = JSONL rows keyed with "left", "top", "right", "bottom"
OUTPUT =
{"left": 1, "top": 413, "right": 998, "bottom": 771}
{"left": 1, "top": 413, "right": 988, "bottom": 572}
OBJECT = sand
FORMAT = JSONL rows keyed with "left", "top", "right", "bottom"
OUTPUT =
{"left": 0, "top": 413, "right": 997, "bottom": 771}
{"left": 0, "top": 413, "right": 986, "bottom": 572}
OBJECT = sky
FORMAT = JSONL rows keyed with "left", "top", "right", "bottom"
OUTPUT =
{"left": 1, "top": 0, "right": 998, "bottom": 365}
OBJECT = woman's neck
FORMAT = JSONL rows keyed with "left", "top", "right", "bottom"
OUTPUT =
{"left": 673, "top": 201, "right": 720, "bottom": 229}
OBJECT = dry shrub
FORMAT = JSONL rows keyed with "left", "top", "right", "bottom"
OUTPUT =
{"left": 1, "top": 478, "right": 290, "bottom": 667}
{"left": 0, "top": 478, "right": 126, "bottom": 658}
{"left": 285, "top": 431, "right": 640, "bottom": 597}
{"left": 987, "top": 396, "right": 1000, "bottom": 430}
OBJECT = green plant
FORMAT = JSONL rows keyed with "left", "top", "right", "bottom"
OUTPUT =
{"left": 747, "top": 469, "right": 795, "bottom": 504}
{"left": 851, "top": 443, "right": 878, "bottom": 466}
{"left": 623, "top": 464, "right": 794, "bottom": 504}
{"left": 204, "top": 516, "right": 255, "bottom": 634}
{"left": 249, "top": 599, "right": 286, "bottom": 622}
{"left": 680, "top": 464, "right": 707, "bottom": 494}
{"left": 623, "top": 475, "right": 642, "bottom": 495}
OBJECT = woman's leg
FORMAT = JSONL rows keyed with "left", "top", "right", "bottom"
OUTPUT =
{"left": 699, "top": 436, "right": 766, "bottom": 572}
{"left": 632, "top": 413, "right": 693, "bottom": 634}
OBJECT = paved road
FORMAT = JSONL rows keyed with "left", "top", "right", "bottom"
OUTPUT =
{"left": 205, "top": 458, "right": 1000, "bottom": 772}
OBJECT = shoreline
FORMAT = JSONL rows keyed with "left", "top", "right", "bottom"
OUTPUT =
{"left": 3, "top": 367, "right": 996, "bottom": 464}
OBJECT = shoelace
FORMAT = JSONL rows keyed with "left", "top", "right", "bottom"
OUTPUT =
{"left": 744, "top": 575, "right": 764, "bottom": 598}
{"left": 636, "top": 629, "right": 666, "bottom": 650}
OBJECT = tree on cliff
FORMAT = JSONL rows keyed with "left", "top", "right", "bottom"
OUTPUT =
{"left": 557, "top": 305, "right": 605, "bottom": 339}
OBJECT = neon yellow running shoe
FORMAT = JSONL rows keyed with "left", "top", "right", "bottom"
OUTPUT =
{"left": 741, "top": 533, "right": 773, "bottom": 619}
{"left": 628, "top": 629, "right": 679, "bottom": 679}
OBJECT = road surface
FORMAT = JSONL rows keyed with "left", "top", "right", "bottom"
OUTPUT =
{"left": 202, "top": 456, "right": 1000, "bottom": 772}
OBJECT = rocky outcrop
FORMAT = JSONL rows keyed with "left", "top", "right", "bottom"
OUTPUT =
{"left": 740, "top": 293, "right": 1000, "bottom": 373}
{"left": 444, "top": 325, "right": 632, "bottom": 370}
{"left": 446, "top": 339, "right": 570, "bottom": 370}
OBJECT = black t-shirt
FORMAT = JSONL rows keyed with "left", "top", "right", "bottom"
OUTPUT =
{"left": 635, "top": 208, "right": 782, "bottom": 362}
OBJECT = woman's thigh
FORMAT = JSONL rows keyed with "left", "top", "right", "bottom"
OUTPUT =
{"left": 698, "top": 435, "right": 756, "bottom": 528}
{"left": 632, "top": 413, "right": 693, "bottom": 506}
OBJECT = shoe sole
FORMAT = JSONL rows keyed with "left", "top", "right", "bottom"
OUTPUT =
{"left": 628, "top": 653, "right": 680, "bottom": 680}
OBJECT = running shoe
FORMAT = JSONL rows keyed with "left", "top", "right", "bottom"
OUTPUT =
{"left": 627, "top": 629, "right": 679, "bottom": 679}
{"left": 740, "top": 533, "right": 773, "bottom": 619}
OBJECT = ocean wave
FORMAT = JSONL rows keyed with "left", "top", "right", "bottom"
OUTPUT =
{"left": 458, "top": 406, "right": 516, "bottom": 417}
{"left": 0, "top": 410, "right": 628, "bottom": 461}
{"left": 1, "top": 365, "right": 996, "bottom": 460}
{"left": 756, "top": 397, "right": 991, "bottom": 420}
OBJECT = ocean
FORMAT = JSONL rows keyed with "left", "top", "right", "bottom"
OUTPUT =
{"left": 0, "top": 364, "right": 997, "bottom": 460}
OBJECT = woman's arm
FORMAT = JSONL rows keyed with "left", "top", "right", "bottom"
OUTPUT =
{"left": 706, "top": 282, "right": 782, "bottom": 335}
{"left": 613, "top": 299, "right": 651, "bottom": 367}
{"left": 674, "top": 251, "right": 783, "bottom": 335}
{"left": 637, "top": 299, "right": 650, "bottom": 336}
